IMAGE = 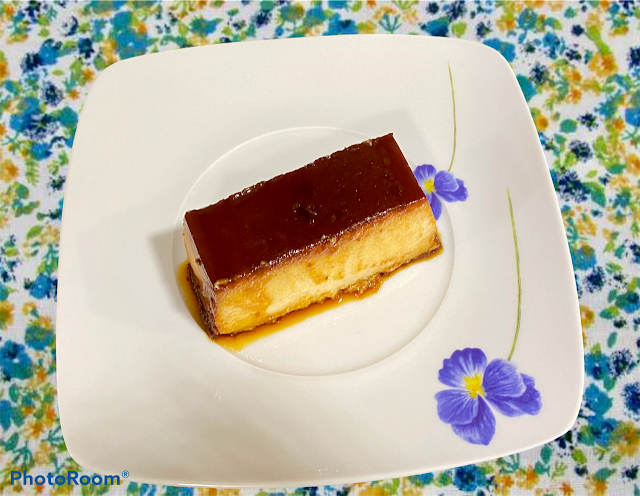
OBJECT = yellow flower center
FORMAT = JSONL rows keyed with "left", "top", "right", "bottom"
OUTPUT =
{"left": 424, "top": 178, "right": 436, "bottom": 194}
{"left": 464, "top": 373, "right": 486, "bottom": 399}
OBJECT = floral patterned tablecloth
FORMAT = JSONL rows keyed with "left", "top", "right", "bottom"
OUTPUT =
{"left": 0, "top": 1, "right": 639, "bottom": 494}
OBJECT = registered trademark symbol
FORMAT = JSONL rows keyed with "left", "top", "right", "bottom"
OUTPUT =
{"left": 122, "top": 471, "right": 129, "bottom": 478}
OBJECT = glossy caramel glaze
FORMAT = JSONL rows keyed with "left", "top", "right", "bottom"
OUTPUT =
{"left": 184, "top": 134, "right": 426, "bottom": 284}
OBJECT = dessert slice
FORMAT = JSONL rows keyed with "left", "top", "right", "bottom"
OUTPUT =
{"left": 183, "top": 134, "right": 440, "bottom": 338}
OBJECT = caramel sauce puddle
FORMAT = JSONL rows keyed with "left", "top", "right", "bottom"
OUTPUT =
{"left": 177, "top": 245, "right": 442, "bottom": 352}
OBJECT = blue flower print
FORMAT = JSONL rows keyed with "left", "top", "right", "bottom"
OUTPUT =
{"left": 0, "top": 340, "right": 34, "bottom": 380}
{"left": 413, "top": 164, "right": 468, "bottom": 220}
{"left": 435, "top": 348, "right": 542, "bottom": 445}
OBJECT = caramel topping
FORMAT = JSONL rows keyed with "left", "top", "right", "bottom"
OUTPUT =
{"left": 184, "top": 134, "right": 425, "bottom": 283}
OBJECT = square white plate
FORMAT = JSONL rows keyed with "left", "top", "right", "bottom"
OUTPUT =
{"left": 57, "top": 35, "right": 583, "bottom": 487}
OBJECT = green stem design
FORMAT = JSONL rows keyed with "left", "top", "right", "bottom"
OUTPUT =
{"left": 507, "top": 189, "right": 522, "bottom": 361}
{"left": 447, "top": 63, "right": 457, "bottom": 172}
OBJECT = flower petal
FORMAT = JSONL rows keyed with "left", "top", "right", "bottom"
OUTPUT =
{"left": 451, "top": 397, "right": 496, "bottom": 445}
{"left": 438, "top": 178, "right": 469, "bottom": 203}
{"left": 486, "top": 374, "right": 542, "bottom": 417}
{"left": 434, "top": 170, "right": 459, "bottom": 193}
{"left": 435, "top": 388, "right": 479, "bottom": 425}
{"left": 429, "top": 193, "right": 442, "bottom": 220}
{"left": 413, "top": 164, "right": 436, "bottom": 183}
{"left": 438, "top": 348, "right": 488, "bottom": 388}
{"left": 483, "top": 359, "right": 526, "bottom": 398}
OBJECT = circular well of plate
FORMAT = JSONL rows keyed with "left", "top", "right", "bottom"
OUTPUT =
{"left": 172, "top": 127, "right": 454, "bottom": 376}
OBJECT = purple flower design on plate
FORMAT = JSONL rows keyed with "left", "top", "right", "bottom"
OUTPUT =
{"left": 435, "top": 348, "right": 542, "bottom": 445}
{"left": 413, "top": 164, "right": 468, "bottom": 220}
